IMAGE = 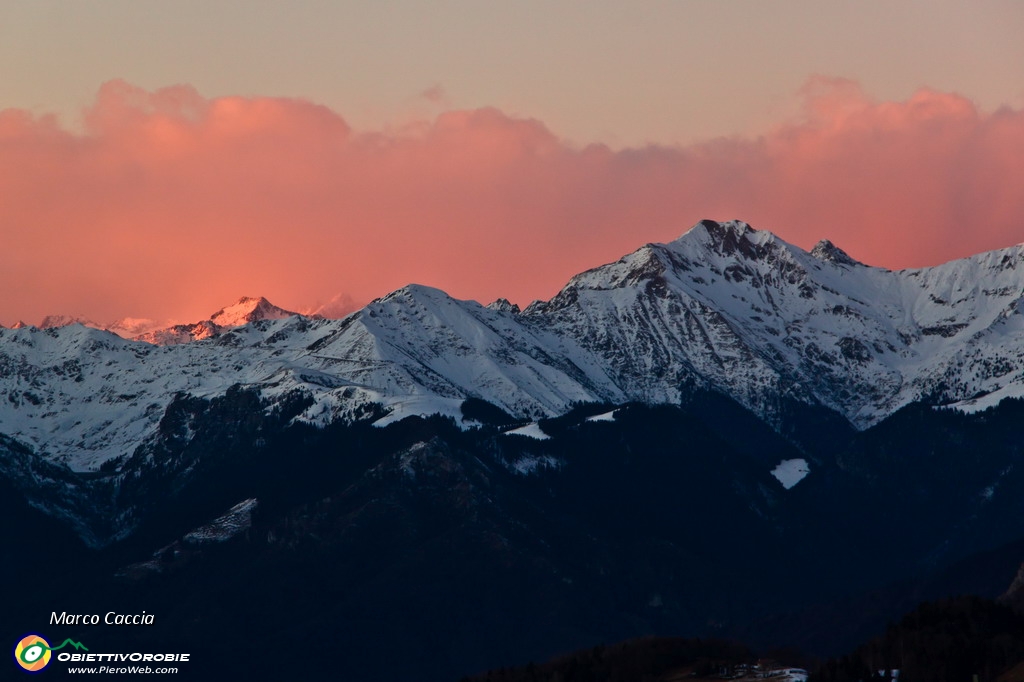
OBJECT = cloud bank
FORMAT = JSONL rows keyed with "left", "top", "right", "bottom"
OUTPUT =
{"left": 2, "top": 77, "right": 1023, "bottom": 324}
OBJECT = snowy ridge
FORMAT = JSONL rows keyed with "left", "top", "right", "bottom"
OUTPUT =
{"left": 533, "top": 219, "right": 1024, "bottom": 426}
{"left": 3, "top": 219, "right": 1024, "bottom": 481}
{"left": 209, "top": 296, "right": 297, "bottom": 327}
{"left": 21, "top": 296, "right": 301, "bottom": 345}
{"left": 134, "top": 296, "right": 300, "bottom": 345}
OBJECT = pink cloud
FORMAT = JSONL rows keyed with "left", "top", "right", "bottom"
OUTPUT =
{"left": 1, "top": 78, "right": 1023, "bottom": 325}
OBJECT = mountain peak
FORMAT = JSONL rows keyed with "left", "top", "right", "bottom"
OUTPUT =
{"left": 133, "top": 296, "right": 299, "bottom": 345}
{"left": 810, "top": 239, "right": 861, "bottom": 266}
{"left": 487, "top": 298, "right": 521, "bottom": 314}
{"left": 678, "top": 219, "right": 757, "bottom": 243}
{"left": 673, "top": 219, "right": 783, "bottom": 262}
{"left": 38, "top": 314, "right": 99, "bottom": 329}
{"left": 696, "top": 218, "right": 754, "bottom": 236}
{"left": 209, "top": 296, "right": 297, "bottom": 327}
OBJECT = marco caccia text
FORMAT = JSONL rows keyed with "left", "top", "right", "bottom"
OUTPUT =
{"left": 51, "top": 611, "right": 155, "bottom": 626}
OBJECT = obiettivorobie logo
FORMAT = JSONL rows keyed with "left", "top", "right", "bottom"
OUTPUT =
{"left": 14, "top": 635, "right": 88, "bottom": 672}
{"left": 14, "top": 633, "right": 191, "bottom": 675}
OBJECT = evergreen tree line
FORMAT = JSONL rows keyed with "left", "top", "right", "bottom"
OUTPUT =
{"left": 810, "top": 596, "right": 1024, "bottom": 682}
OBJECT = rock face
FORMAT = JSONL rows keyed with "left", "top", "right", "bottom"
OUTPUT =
{"left": 4, "top": 219, "right": 1024, "bottom": 545}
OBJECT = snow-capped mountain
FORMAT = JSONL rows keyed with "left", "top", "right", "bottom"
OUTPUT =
{"left": 209, "top": 296, "right": 297, "bottom": 327}
{"left": 4, "top": 219, "right": 1024, "bottom": 543}
{"left": 106, "top": 317, "right": 163, "bottom": 338}
{"left": 135, "top": 296, "right": 299, "bottom": 345}
{"left": 528, "top": 219, "right": 1024, "bottom": 426}
{"left": 4, "top": 219, "right": 1024, "bottom": 471}
{"left": 38, "top": 314, "right": 101, "bottom": 329}
{"left": 20, "top": 296, "right": 299, "bottom": 345}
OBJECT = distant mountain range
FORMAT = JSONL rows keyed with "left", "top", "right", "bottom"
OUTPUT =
{"left": 7, "top": 220, "right": 1024, "bottom": 474}
{"left": 12, "top": 295, "right": 300, "bottom": 342}
{"left": 5, "top": 219, "right": 1024, "bottom": 680}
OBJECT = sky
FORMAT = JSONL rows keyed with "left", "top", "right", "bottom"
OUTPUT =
{"left": 1, "top": 1, "right": 1023, "bottom": 325}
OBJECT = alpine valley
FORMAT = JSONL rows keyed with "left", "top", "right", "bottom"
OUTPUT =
{"left": 6, "top": 220, "right": 1024, "bottom": 680}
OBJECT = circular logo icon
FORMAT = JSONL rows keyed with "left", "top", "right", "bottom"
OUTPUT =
{"left": 14, "top": 635, "right": 51, "bottom": 672}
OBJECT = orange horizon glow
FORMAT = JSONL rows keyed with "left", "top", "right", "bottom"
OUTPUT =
{"left": 2, "top": 77, "right": 1024, "bottom": 326}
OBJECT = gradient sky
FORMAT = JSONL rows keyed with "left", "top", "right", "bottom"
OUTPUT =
{"left": 1, "top": 1, "right": 1023, "bottom": 325}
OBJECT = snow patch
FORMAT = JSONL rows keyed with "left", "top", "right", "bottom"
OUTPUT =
{"left": 372, "top": 396, "right": 466, "bottom": 428}
{"left": 947, "top": 383, "right": 1024, "bottom": 415}
{"left": 771, "top": 458, "right": 810, "bottom": 489}
{"left": 504, "top": 423, "right": 550, "bottom": 440}
{"left": 586, "top": 410, "right": 617, "bottom": 422}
